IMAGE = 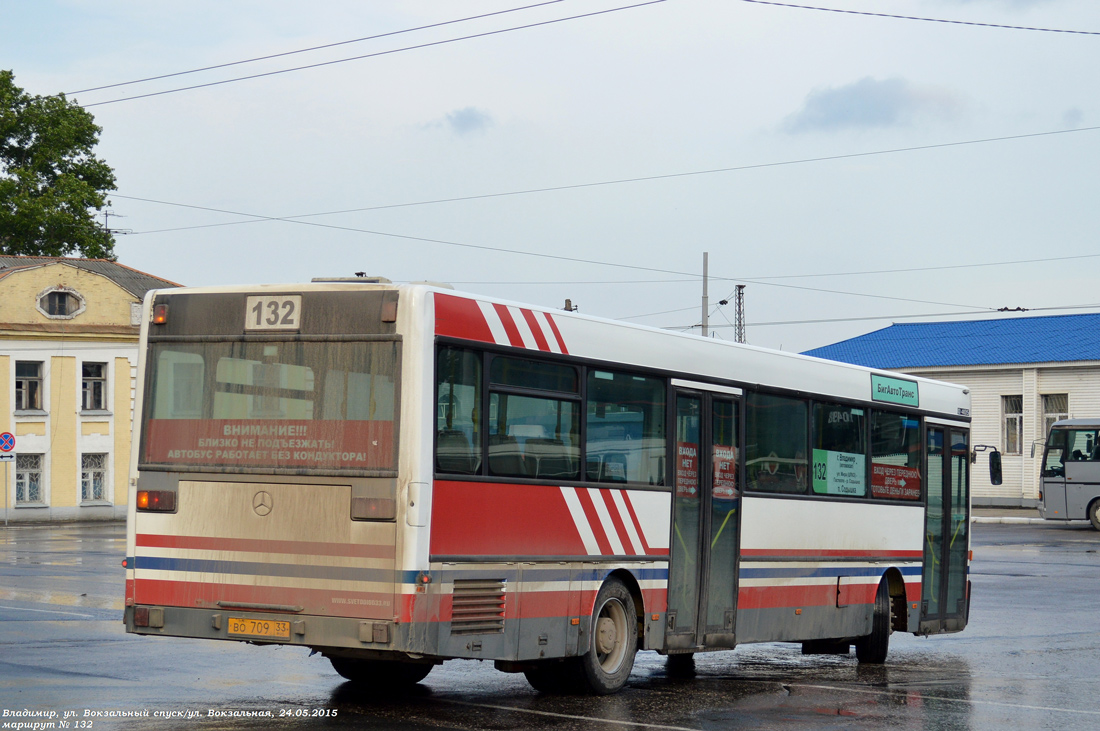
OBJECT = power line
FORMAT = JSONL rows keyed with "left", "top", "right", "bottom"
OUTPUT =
{"left": 80, "top": 0, "right": 667, "bottom": 108}
{"left": 67, "top": 1, "right": 570, "bottom": 95}
{"left": 668, "top": 302, "right": 1100, "bottom": 330}
{"left": 117, "top": 124, "right": 1100, "bottom": 236}
{"left": 740, "top": 0, "right": 1100, "bottom": 36}
{"left": 108, "top": 193, "right": 993, "bottom": 311}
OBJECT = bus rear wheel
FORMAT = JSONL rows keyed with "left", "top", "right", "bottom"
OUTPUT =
{"left": 855, "top": 580, "right": 891, "bottom": 664}
{"left": 328, "top": 656, "right": 433, "bottom": 688}
{"left": 1090, "top": 499, "right": 1100, "bottom": 531}
{"left": 577, "top": 577, "right": 638, "bottom": 694}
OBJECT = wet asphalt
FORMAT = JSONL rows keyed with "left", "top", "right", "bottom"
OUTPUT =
{"left": 1, "top": 520, "right": 1099, "bottom": 730}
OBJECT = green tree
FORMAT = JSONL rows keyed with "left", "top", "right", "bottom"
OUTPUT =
{"left": 0, "top": 70, "right": 117, "bottom": 259}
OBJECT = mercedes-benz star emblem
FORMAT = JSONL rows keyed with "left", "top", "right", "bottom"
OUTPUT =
{"left": 252, "top": 491, "right": 273, "bottom": 516}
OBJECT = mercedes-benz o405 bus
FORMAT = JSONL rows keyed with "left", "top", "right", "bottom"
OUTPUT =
{"left": 124, "top": 281, "right": 974, "bottom": 694}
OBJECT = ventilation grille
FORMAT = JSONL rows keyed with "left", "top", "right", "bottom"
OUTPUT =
{"left": 450, "top": 579, "right": 506, "bottom": 635}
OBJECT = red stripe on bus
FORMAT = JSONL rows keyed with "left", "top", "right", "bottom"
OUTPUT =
{"left": 492, "top": 303, "right": 525, "bottom": 348}
{"left": 740, "top": 549, "right": 923, "bottom": 560}
{"left": 576, "top": 489, "right": 615, "bottom": 556}
{"left": 136, "top": 534, "right": 394, "bottom": 560}
{"left": 434, "top": 293, "right": 495, "bottom": 343}
{"left": 520, "top": 309, "right": 551, "bottom": 351}
{"left": 133, "top": 579, "right": 393, "bottom": 620}
{"left": 600, "top": 490, "right": 637, "bottom": 555}
{"left": 738, "top": 584, "right": 858, "bottom": 610}
{"left": 397, "top": 586, "right": 668, "bottom": 624}
{"left": 430, "top": 481, "right": 589, "bottom": 557}
{"left": 543, "top": 312, "right": 569, "bottom": 354}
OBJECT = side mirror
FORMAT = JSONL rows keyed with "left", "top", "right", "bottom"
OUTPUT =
{"left": 1030, "top": 439, "right": 1046, "bottom": 459}
{"left": 973, "top": 445, "right": 1002, "bottom": 486}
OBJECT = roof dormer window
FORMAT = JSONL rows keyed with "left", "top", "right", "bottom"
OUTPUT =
{"left": 36, "top": 286, "right": 86, "bottom": 320}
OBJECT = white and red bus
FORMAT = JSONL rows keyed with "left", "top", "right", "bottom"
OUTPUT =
{"left": 124, "top": 280, "right": 973, "bottom": 694}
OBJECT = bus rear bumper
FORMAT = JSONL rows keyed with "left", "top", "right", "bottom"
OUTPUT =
{"left": 123, "top": 605, "right": 439, "bottom": 662}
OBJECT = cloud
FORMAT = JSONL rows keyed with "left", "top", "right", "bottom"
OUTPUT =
{"left": 444, "top": 107, "right": 494, "bottom": 135}
{"left": 1062, "top": 108, "right": 1085, "bottom": 129}
{"left": 782, "top": 77, "right": 961, "bottom": 134}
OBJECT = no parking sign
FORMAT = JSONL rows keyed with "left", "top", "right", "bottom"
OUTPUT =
{"left": 0, "top": 432, "right": 14, "bottom": 462}
{"left": 1, "top": 431, "right": 11, "bottom": 525}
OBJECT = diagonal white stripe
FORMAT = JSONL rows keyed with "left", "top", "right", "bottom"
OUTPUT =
{"left": 586, "top": 488, "right": 625, "bottom": 555}
{"left": 559, "top": 486, "right": 600, "bottom": 555}
{"left": 475, "top": 300, "right": 510, "bottom": 345}
{"left": 611, "top": 490, "right": 643, "bottom": 555}
{"left": 534, "top": 310, "right": 563, "bottom": 353}
{"left": 507, "top": 306, "right": 538, "bottom": 349}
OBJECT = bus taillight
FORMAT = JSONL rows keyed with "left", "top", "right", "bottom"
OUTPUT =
{"left": 137, "top": 490, "right": 176, "bottom": 512}
{"left": 351, "top": 497, "right": 396, "bottom": 521}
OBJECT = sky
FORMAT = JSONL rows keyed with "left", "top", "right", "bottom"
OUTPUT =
{"left": 3, "top": 0, "right": 1099, "bottom": 352}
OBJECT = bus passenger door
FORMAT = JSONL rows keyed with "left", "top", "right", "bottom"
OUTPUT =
{"left": 921, "top": 426, "right": 970, "bottom": 633}
{"left": 666, "top": 392, "right": 740, "bottom": 651}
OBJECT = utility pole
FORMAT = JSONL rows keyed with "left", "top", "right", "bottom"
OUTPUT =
{"left": 701, "top": 252, "right": 709, "bottom": 338}
{"left": 734, "top": 284, "right": 746, "bottom": 344}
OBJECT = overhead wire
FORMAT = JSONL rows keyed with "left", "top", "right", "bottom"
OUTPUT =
{"left": 116, "top": 124, "right": 1100, "bottom": 236}
{"left": 738, "top": 0, "right": 1100, "bottom": 36}
{"left": 67, "top": 0, "right": 571, "bottom": 95}
{"left": 109, "top": 193, "right": 991, "bottom": 311}
{"left": 79, "top": 0, "right": 668, "bottom": 107}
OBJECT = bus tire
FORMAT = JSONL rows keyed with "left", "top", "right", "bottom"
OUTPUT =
{"left": 328, "top": 657, "right": 433, "bottom": 688}
{"left": 577, "top": 578, "right": 638, "bottom": 695}
{"left": 1090, "top": 499, "right": 1100, "bottom": 531}
{"left": 855, "top": 580, "right": 891, "bottom": 664}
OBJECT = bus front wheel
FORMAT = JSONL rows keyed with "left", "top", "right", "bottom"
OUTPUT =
{"left": 1090, "top": 500, "right": 1100, "bottom": 531}
{"left": 328, "top": 656, "right": 433, "bottom": 688}
{"left": 855, "top": 580, "right": 891, "bottom": 664}
{"left": 577, "top": 578, "right": 638, "bottom": 694}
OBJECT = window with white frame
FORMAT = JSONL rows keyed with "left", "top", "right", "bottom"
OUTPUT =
{"left": 36, "top": 287, "right": 85, "bottom": 319}
{"left": 15, "top": 361, "right": 43, "bottom": 411}
{"left": 82, "top": 363, "right": 107, "bottom": 411}
{"left": 1042, "top": 394, "right": 1069, "bottom": 441}
{"left": 15, "top": 454, "right": 43, "bottom": 504}
{"left": 81, "top": 453, "right": 107, "bottom": 502}
{"left": 1003, "top": 395, "right": 1023, "bottom": 455}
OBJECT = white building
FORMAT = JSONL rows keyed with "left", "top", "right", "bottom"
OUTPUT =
{"left": 802, "top": 313, "right": 1100, "bottom": 507}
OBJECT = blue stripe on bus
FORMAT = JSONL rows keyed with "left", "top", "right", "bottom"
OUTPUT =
{"left": 134, "top": 560, "right": 671, "bottom": 586}
{"left": 135, "top": 556, "right": 393, "bottom": 583}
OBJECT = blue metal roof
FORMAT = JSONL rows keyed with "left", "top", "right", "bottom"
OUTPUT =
{"left": 801, "top": 313, "right": 1100, "bottom": 369}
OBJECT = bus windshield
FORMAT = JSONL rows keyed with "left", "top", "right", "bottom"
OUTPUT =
{"left": 1044, "top": 427, "right": 1100, "bottom": 477}
{"left": 140, "top": 339, "right": 399, "bottom": 473}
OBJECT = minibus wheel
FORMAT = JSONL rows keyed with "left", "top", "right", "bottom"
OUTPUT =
{"left": 1090, "top": 499, "right": 1100, "bottom": 531}
{"left": 855, "top": 580, "right": 891, "bottom": 664}
{"left": 328, "top": 656, "right": 433, "bottom": 687}
{"left": 577, "top": 577, "right": 637, "bottom": 694}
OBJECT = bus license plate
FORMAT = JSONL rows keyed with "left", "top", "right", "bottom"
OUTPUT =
{"left": 227, "top": 617, "right": 291, "bottom": 640}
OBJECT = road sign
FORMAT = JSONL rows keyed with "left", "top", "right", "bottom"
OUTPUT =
{"left": 0, "top": 454, "right": 13, "bottom": 462}
{"left": 0, "top": 432, "right": 14, "bottom": 452}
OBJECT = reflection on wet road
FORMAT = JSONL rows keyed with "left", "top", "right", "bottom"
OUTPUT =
{"left": 2, "top": 521, "right": 1099, "bottom": 729}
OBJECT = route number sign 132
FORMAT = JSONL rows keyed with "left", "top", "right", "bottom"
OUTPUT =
{"left": 245, "top": 295, "right": 301, "bottom": 331}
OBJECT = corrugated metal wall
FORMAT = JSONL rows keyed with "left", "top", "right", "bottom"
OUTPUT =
{"left": 899, "top": 364, "right": 1100, "bottom": 506}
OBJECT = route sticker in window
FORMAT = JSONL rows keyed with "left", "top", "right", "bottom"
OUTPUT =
{"left": 245, "top": 295, "right": 301, "bottom": 331}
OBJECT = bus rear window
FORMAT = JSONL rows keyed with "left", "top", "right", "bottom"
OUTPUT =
{"left": 142, "top": 340, "right": 399, "bottom": 473}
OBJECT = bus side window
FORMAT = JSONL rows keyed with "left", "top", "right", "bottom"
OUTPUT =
{"left": 745, "top": 392, "right": 808, "bottom": 495}
{"left": 586, "top": 370, "right": 666, "bottom": 486}
{"left": 436, "top": 347, "right": 482, "bottom": 475}
{"left": 811, "top": 402, "right": 866, "bottom": 498}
